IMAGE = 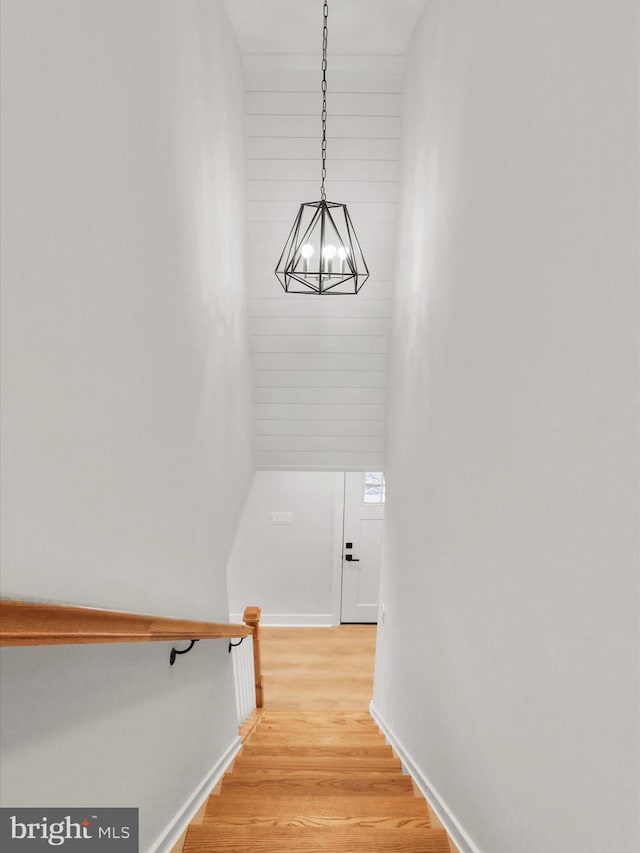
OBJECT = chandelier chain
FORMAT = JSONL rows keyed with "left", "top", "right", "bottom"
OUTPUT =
{"left": 320, "top": 1, "right": 328, "bottom": 201}
{"left": 274, "top": 0, "right": 369, "bottom": 294}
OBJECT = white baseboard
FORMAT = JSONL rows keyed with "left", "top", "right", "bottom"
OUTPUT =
{"left": 370, "top": 702, "right": 481, "bottom": 853}
{"left": 148, "top": 735, "right": 242, "bottom": 853}
{"left": 229, "top": 613, "right": 333, "bottom": 627}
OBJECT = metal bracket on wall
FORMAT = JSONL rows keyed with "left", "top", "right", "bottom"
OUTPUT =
{"left": 228, "top": 637, "right": 246, "bottom": 654}
{"left": 169, "top": 639, "right": 199, "bottom": 666}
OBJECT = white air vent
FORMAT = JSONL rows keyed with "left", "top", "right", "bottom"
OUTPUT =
{"left": 270, "top": 512, "right": 293, "bottom": 525}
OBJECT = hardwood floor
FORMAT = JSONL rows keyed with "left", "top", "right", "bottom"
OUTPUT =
{"left": 260, "top": 625, "right": 377, "bottom": 711}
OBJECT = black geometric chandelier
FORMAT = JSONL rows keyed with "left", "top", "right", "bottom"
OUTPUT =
{"left": 275, "top": 1, "right": 369, "bottom": 295}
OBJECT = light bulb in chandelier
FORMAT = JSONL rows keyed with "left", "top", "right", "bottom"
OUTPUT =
{"left": 300, "top": 243, "right": 314, "bottom": 273}
{"left": 274, "top": 0, "right": 369, "bottom": 295}
{"left": 322, "top": 244, "right": 336, "bottom": 276}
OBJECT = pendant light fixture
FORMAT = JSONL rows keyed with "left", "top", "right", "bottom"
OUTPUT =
{"left": 275, "top": 1, "right": 369, "bottom": 295}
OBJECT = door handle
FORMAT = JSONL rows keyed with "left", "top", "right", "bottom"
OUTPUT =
{"left": 344, "top": 554, "right": 360, "bottom": 561}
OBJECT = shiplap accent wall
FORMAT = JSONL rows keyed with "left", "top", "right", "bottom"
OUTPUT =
{"left": 244, "top": 54, "right": 403, "bottom": 471}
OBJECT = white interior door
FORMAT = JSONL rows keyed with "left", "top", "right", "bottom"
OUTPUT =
{"left": 340, "top": 471, "right": 385, "bottom": 623}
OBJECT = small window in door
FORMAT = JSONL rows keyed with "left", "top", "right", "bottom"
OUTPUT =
{"left": 363, "top": 472, "right": 385, "bottom": 504}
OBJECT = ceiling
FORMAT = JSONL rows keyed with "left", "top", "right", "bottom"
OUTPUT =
{"left": 224, "top": 0, "right": 426, "bottom": 56}
{"left": 224, "top": 0, "right": 425, "bottom": 471}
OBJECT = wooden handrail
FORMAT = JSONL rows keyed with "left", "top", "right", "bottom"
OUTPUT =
{"left": 0, "top": 599, "right": 253, "bottom": 647}
{"left": 243, "top": 605, "right": 264, "bottom": 708}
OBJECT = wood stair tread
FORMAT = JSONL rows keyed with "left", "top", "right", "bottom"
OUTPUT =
{"left": 255, "top": 723, "right": 379, "bottom": 732}
{"left": 259, "top": 714, "right": 378, "bottom": 722}
{"left": 227, "top": 768, "right": 407, "bottom": 779}
{"left": 234, "top": 756, "right": 402, "bottom": 772}
{"left": 261, "top": 712, "right": 375, "bottom": 721}
{"left": 240, "top": 744, "right": 394, "bottom": 758}
{"left": 262, "top": 711, "right": 374, "bottom": 717}
{"left": 205, "top": 795, "right": 430, "bottom": 819}
{"left": 184, "top": 825, "right": 449, "bottom": 853}
{"left": 221, "top": 776, "right": 415, "bottom": 795}
{"left": 202, "top": 816, "right": 430, "bottom": 830}
{"left": 246, "top": 734, "right": 384, "bottom": 745}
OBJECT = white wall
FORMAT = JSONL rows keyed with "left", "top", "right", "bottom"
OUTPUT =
{"left": 374, "top": 2, "right": 639, "bottom": 853}
{"left": 0, "top": 1, "right": 254, "bottom": 849}
{"left": 227, "top": 472, "right": 342, "bottom": 624}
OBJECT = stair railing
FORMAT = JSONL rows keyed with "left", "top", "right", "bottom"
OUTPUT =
{"left": 0, "top": 599, "right": 265, "bottom": 710}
